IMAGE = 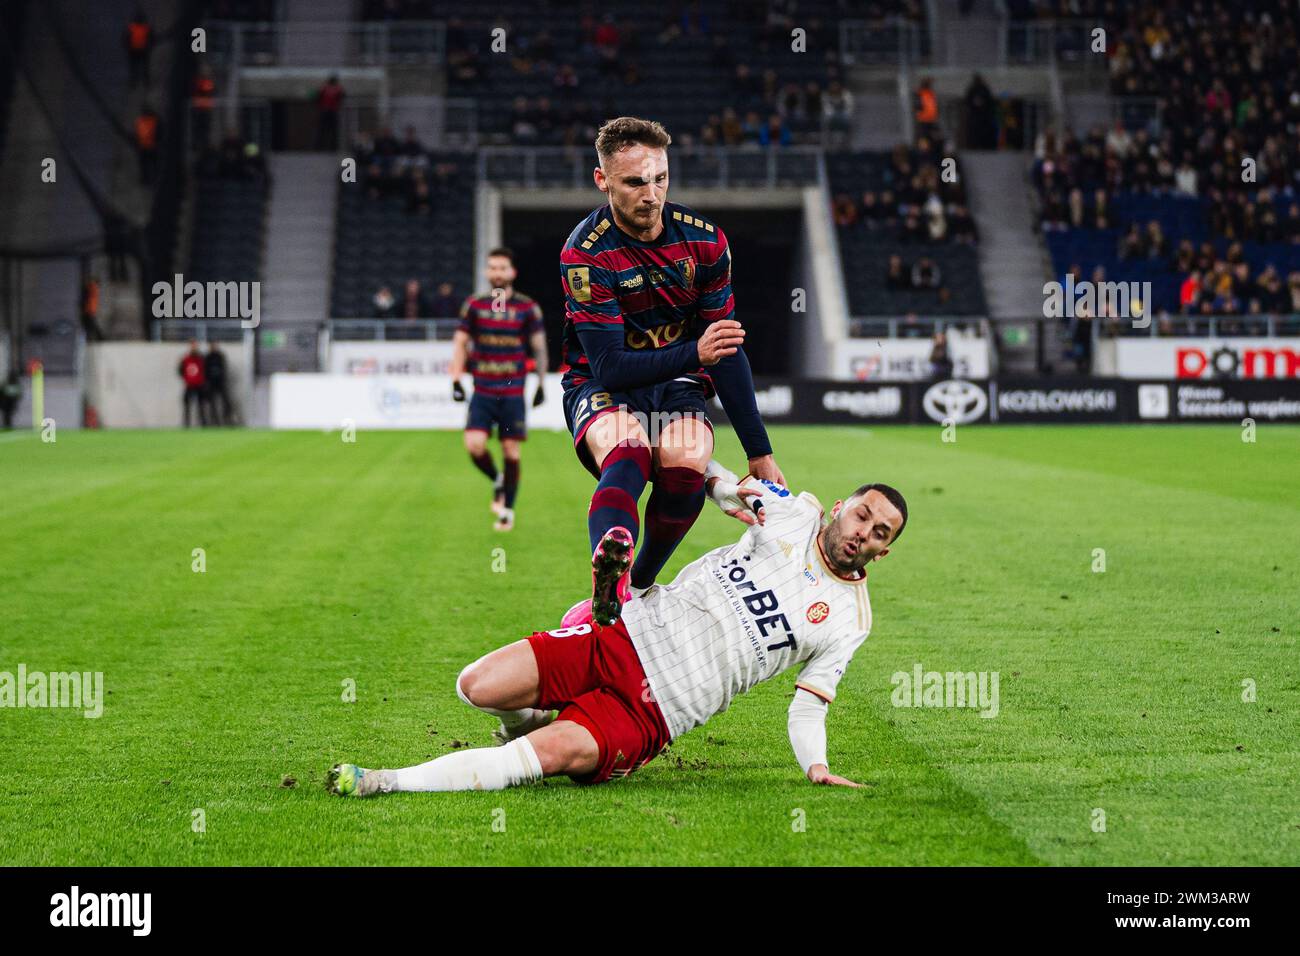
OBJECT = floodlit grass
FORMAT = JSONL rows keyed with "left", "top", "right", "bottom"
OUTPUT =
{"left": 1, "top": 424, "right": 1296, "bottom": 865}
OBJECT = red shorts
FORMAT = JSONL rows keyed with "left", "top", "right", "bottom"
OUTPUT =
{"left": 527, "top": 619, "right": 671, "bottom": 784}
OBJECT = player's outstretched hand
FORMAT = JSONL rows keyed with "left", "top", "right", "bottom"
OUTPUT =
{"left": 706, "top": 476, "right": 766, "bottom": 526}
{"left": 452, "top": 379, "right": 466, "bottom": 402}
{"left": 697, "top": 319, "right": 746, "bottom": 366}
{"left": 532, "top": 382, "right": 545, "bottom": 407}
{"left": 726, "top": 487, "right": 766, "bottom": 527}
{"left": 807, "top": 764, "right": 864, "bottom": 788}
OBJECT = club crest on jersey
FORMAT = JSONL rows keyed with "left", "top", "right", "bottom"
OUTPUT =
{"left": 676, "top": 256, "right": 696, "bottom": 287}
{"left": 806, "top": 601, "right": 830, "bottom": 624}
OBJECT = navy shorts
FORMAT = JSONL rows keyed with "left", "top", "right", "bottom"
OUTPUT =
{"left": 466, "top": 392, "right": 527, "bottom": 440}
{"left": 561, "top": 377, "right": 713, "bottom": 478}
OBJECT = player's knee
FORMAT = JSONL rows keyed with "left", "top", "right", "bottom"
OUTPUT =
{"left": 531, "top": 721, "right": 600, "bottom": 776}
{"left": 463, "top": 432, "right": 486, "bottom": 455}
{"left": 456, "top": 662, "right": 488, "bottom": 708}
{"left": 590, "top": 411, "right": 647, "bottom": 455}
{"left": 657, "top": 435, "right": 711, "bottom": 473}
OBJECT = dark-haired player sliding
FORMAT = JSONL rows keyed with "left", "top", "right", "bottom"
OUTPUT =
{"left": 450, "top": 247, "right": 547, "bottom": 531}
{"left": 558, "top": 116, "right": 782, "bottom": 623}
{"left": 327, "top": 469, "right": 908, "bottom": 794}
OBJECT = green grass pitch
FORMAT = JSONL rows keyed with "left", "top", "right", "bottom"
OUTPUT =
{"left": 1, "top": 424, "right": 1297, "bottom": 866}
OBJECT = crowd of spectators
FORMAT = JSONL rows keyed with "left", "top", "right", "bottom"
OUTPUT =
{"left": 428, "top": 2, "right": 858, "bottom": 148}
{"left": 830, "top": 136, "right": 980, "bottom": 314}
{"left": 350, "top": 126, "right": 463, "bottom": 209}
{"left": 370, "top": 280, "right": 461, "bottom": 320}
{"left": 1029, "top": 2, "right": 1300, "bottom": 330}
{"left": 833, "top": 136, "right": 979, "bottom": 244}
{"left": 1034, "top": 122, "right": 1300, "bottom": 243}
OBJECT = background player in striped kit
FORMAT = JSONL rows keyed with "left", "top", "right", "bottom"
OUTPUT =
{"left": 558, "top": 117, "right": 784, "bottom": 624}
{"left": 449, "top": 248, "right": 547, "bottom": 531}
{"left": 326, "top": 467, "right": 907, "bottom": 796}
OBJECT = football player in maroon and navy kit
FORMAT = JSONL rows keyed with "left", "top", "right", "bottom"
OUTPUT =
{"left": 450, "top": 247, "right": 548, "bottom": 532}
{"left": 559, "top": 117, "right": 784, "bottom": 624}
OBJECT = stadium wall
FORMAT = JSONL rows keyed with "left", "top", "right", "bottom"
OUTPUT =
{"left": 270, "top": 372, "right": 565, "bottom": 430}
{"left": 85, "top": 343, "right": 253, "bottom": 428}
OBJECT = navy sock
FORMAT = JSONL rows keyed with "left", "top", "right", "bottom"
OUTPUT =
{"left": 587, "top": 440, "right": 651, "bottom": 552}
{"left": 503, "top": 458, "right": 520, "bottom": 508}
{"left": 470, "top": 450, "right": 498, "bottom": 482}
{"left": 630, "top": 466, "right": 706, "bottom": 589}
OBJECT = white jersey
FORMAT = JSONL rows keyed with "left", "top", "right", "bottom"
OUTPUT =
{"left": 622, "top": 479, "right": 872, "bottom": 740}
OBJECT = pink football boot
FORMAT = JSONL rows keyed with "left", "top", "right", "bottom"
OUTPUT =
{"left": 589, "top": 526, "right": 634, "bottom": 626}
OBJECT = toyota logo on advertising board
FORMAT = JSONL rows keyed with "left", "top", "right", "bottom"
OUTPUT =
{"left": 922, "top": 380, "right": 987, "bottom": 424}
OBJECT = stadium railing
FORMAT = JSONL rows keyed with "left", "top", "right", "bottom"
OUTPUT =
{"left": 325, "top": 318, "right": 459, "bottom": 341}
{"left": 190, "top": 95, "right": 478, "bottom": 155}
{"left": 153, "top": 319, "right": 256, "bottom": 346}
{"left": 839, "top": 18, "right": 927, "bottom": 66}
{"left": 848, "top": 316, "right": 990, "bottom": 339}
{"left": 1002, "top": 19, "right": 1108, "bottom": 72}
{"left": 205, "top": 20, "right": 446, "bottom": 68}
{"left": 477, "top": 146, "right": 825, "bottom": 190}
{"left": 1093, "top": 315, "right": 1300, "bottom": 339}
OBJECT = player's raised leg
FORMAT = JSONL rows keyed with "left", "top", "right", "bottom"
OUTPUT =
{"left": 630, "top": 413, "right": 712, "bottom": 590}
{"left": 583, "top": 407, "right": 651, "bottom": 551}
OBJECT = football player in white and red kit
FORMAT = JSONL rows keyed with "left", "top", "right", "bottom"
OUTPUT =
{"left": 326, "top": 467, "right": 907, "bottom": 794}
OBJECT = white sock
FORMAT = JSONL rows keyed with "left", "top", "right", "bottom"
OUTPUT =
{"left": 457, "top": 666, "right": 550, "bottom": 733}
{"left": 629, "top": 584, "right": 649, "bottom": 599}
{"left": 390, "top": 738, "right": 543, "bottom": 792}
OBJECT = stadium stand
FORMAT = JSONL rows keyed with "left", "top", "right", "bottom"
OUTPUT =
{"left": 828, "top": 142, "right": 986, "bottom": 317}
{"left": 187, "top": 140, "right": 268, "bottom": 286}
{"left": 330, "top": 135, "right": 475, "bottom": 318}
{"left": 364, "top": 0, "right": 915, "bottom": 148}
{"left": 1031, "top": 0, "right": 1300, "bottom": 327}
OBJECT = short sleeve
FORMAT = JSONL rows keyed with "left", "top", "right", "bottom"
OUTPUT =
{"left": 794, "top": 629, "right": 867, "bottom": 703}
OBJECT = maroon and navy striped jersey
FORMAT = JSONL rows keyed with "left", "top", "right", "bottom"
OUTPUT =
{"left": 558, "top": 201, "right": 733, "bottom": 389}
{"left": 457, "top": 291, "right": 544, "bottom": 397}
